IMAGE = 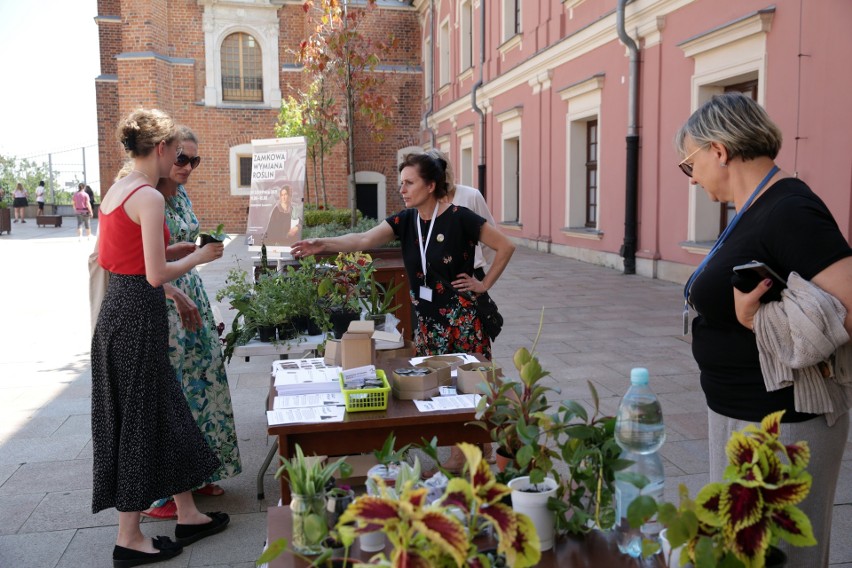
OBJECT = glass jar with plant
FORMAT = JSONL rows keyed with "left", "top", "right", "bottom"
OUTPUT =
{"left": 275, "top": 444, "right": 353, "bottom": 556}
{"left": 627, "top": 410, "right": 815, "bottom": 568}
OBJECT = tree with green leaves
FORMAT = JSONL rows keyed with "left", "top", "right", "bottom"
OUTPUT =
{"left": 275, "top": 79, "right": 344, "bottom": 209}
{"left": 298, "top": 0, "right": 396, "bottom": 227}
{"left": 0, "top": 154, "right": 56, "bottom": 204}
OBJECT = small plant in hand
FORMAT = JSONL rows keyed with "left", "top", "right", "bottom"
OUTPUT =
{"left": 628, "top": 410, "right": 815, "bottom": 568}
{"left": 200, "top": 223, "right": 229, "bottom": 246}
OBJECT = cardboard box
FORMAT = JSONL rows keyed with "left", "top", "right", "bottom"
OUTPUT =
{"left": 415, "top": 359, "right": 453, "bottom": 387}
{"left": 324, "top": 339, "right": 342, "bottom": 366}
{"left": 457, "top": 362, "right": 503, "bottom": 394}
{"left": 391, "top": 367, "right": 441, "bottom": 400}
{"left": 341, "top": 321, "right": 375, "bottom": 370}
{"left": 376, "top": 339, "right": 416, "bottom": 363}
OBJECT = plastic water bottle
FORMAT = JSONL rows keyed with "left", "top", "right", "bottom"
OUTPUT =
{"left": 614, "top": 368, "right": 666, "bottom": 557}
{"left": 615, "top": 368, "right": 666, "bottom": 454}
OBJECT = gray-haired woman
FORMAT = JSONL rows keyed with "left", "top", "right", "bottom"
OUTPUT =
{"left": 679, "top": 92, "right": 852, "bottom": 567}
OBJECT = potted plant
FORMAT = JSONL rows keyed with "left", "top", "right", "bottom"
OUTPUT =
{"left": 317, "top": 252, "right": 373, "bottom": 338}
{"left": 199, "top": 223, "right": 229, "bottom": 247}
{"left": 628, "top": 410, "right": 815, "bottom": 568}
{"left": 339, "top": 442, "right": 541, "bottom": 567}
{"left": 275, "top": 444, "right": 353, "bottom": 556}
{"left": 472, "top": 311, "right": 559, "bottom": 478}
{"left": 365, "top": 432, "right": 412, "bottom": 490}
{"left": 361, "top": 275, "right": 402, "bottom": 329}
{"left": 545, "top": 380, "right": 629, "bottom": 537}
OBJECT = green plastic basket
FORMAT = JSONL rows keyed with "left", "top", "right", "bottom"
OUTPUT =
{"left": 339, "top": 370, "right": 390, "bottom": 412}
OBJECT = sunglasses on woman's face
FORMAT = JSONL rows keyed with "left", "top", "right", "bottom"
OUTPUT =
{"left": 174, "top": 154, "right": 201, "bottom": 170}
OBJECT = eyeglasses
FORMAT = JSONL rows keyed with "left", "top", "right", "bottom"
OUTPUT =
{"left": 175, "top": 154, "right": 201, "bottom": 170}
{"left": 678, "top": 145, "right": 706, "bottom": 177}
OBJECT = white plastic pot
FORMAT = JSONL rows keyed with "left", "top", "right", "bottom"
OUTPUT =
{"left": 660, "top": 528, "right": 684, "bottom": 568}
{"left": 359, "top": 530, "right": 386, "bottom": 553}
{"left": 508, "top": 476, "right": 558, "bottom": 551}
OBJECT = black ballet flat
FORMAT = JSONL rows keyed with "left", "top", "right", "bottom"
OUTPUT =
{"left": 113, "top": 536, "right": 182, "bottom": 568}
{"left": 175, "top": 511, "right": 230, "bottom": 546}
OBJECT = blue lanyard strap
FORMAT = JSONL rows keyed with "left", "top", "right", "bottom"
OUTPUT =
{"left": 683, "top": 164, "right": 780, "bottom": 305}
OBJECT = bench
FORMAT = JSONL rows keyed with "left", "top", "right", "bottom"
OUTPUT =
{"left": 36, "top": 215, "right": 62, "bottom": 227}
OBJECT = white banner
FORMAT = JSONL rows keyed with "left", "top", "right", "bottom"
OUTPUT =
{"left": 245, "top": 136, "right": 307, "bottom": 249}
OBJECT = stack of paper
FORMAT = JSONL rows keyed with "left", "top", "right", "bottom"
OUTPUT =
{"left": 412, "top": 394, "right": 482, "bottom": 412}
{"left": 266, "top": 405, "right": 345, "bottom": 425}
{"left": 272, "top": 358, "right": 342, "bottom": 396}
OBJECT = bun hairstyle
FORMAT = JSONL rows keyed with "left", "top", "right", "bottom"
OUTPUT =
{"left": 399, "top": 152, "right": 449, "bottom": 199}
{"left": 116, "top": 109, "right": 177, "bottom": 158}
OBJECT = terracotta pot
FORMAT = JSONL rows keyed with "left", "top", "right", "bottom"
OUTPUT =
{"left": 495, "top": 447, "right": 514, "bottom": 472}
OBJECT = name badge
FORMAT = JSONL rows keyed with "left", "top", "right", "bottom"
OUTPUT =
{"left": 419, "top": 286, "right": 433, "bottom": 302}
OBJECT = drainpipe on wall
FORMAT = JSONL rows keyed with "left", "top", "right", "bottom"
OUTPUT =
{"left": 471, "top": 0, "right": 486, "bottom": 196}
{"left": 616, "top": 0, "right": 640, "bottom": 275}
{"left": 422, "top": 0, "right": 436, "bottom": 148}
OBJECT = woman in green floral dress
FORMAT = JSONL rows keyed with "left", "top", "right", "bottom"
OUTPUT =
{"left": 143, "top": 127, "right": 241, "bottom": 519}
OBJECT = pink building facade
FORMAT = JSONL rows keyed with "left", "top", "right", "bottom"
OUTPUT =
{"left": 415, "top": 0, "right": 852, "bottom": 283}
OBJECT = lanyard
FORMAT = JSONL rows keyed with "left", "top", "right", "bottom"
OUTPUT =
{"left": 416, "top": 202, "right": 440, "bottom": 282}
{"left": 682, "top": 165, "right": 779, "bottom": 330}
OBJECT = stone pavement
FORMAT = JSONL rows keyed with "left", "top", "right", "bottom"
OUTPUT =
{"left": 0, "top": 217, "right": 849, "bottom": 567}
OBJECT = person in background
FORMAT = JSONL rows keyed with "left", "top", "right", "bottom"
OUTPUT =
{"left": 263, "top": 184, "right": 302, "bottom": 245}
{"left": 73, "top": 183, "right": 93, "bottom": 240}
{"left": 678, "top": 92, "right": 852, "bottom": 567}
{"left": 428, "top": 149, "right": 496, "bottom": 276}
{"left": 142, "top": 125, "right": 242, "bottom": 519}
{"left": 292, "top": 152, "right": 515, "bottom": 358}
{"left": 35, "top": 181, "right": 46, "bottom": 215}
{"left": 92, "top": 108, "right": 229, "bottom": 567}
{"left": 85, "top": 184, "right": 96, "bottom": 208}
{"left": 12, "top": 182, "right": 28, "bottom": 222}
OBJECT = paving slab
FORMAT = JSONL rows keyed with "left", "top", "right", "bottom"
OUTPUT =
{"left": 0, "top": 492, "right": 45, "bottom": 535}
{"left": 0, "top": 529, "right": 76, "bottom": 568}
{"left": 55, "top": 525, "right": 189, "bottom": 568}
{"left": 0, "top": 459, "right": 92, "bottom": 496}
{"left": 19, "top": 489, "right": 117, "bottom": 532}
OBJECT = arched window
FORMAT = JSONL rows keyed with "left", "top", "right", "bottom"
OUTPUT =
{"left": 221, "top": 32, "right": 263, "bottom": 102}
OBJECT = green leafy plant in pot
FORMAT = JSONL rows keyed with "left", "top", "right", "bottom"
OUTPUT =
{"left": 199, "top": 223, "right": 229, "bottom": 247}
{"left": 472, "top": 310, "right": 560, "bottom": 481}
{"left": 544, "top": 380, "right": 628, "bottom": 537}
{"left": 275, "top": 444, "right": 353, "bottom": 556}
{"left": 628, "top": 410, "right": 815, "bottom": 568}
{"left": 362, "top": 275, "right": 402, "bottom": 328}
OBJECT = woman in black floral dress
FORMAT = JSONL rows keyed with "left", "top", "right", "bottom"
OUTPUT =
{"left": 291, "top": 152, "right": 514, "bottom": 357}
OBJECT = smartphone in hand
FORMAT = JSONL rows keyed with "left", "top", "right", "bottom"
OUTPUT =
{"left": 732, "top": 261, "right": 786, "bottom": 303}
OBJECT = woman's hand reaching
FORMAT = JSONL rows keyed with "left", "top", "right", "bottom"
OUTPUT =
{"left": 164, "top": 284, "right": 202, "bottom": 331}
{"left": 734, "top": 278, "right": 773, "bottom": 330}
{"left": 290, "top": 239, "right": 324, "bottom": 259}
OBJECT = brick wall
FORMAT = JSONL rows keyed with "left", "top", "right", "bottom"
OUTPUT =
{"left": 95, "top": 1, "right": 421, "bottom": 230}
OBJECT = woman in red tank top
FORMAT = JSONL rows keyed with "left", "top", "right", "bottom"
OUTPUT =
{"left": 92, "top": 109, "right": 229, "bottom": 566}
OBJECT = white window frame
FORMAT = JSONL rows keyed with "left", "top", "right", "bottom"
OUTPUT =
{"left": 501, "top": 0, "right": 520, "bottom": 43}
{"left": 424, "top": 36, "right": 432, "bottom": 99}
{"left": 459, "top": 0, "right": 473, "bottom": 73}
{"left": 350, "top": 171, "right": 387, "bottom": 221}
{"left": 559, "top": 75, "right": 603, "bottom": 232}
{"left": 679, "top": 9, "right": 773, "bottom": 246}
{"left": 199, "top": 0, "right": 281, "bottom": 108}
{"left": 497, "top": 108, "right": 523, "bottom": 224}
{"left": 458, "top": 125, "right": 474, "bottom": 188}
{"left": 229, "top": 143, "right": 253, "bottom": 196}
{"left": 439, "top": 17, "right": 451, "bottom": 87}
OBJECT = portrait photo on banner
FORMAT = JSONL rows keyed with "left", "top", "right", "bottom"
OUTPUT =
{"left": 245, "top": 137, "right": 307, "bottom": 250}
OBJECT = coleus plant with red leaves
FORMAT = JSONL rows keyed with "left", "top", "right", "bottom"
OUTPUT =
{"left": 338, "top": 443, "right": 541, "bottom": 568}
{"left": 629, "top": 410, "right": 816, "bottom": 567}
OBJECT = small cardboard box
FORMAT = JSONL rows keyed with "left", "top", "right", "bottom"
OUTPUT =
{"left": 457, "top": 362, "right": 503, "bottom": 394}
{"left": 324, "top": 339, "right": 342, "bottom": 366}
{"left": 376, "top": 339, "right": 416, "bottom": 363}
{"left": 414, "top": 359, "right": 453, "bottom": 387}
{"left": 391, "top": 367, "right": 441, "bottom": 400}
{"left": 341, "top": 321, "right": 375, "bottom": 370}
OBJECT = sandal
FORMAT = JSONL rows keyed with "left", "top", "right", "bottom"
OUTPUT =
{"left": 141, "top": 500, "right": 178, "bottom": 520}
{"left": 193, "top": 483, "right": 225, "bottom": 497}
